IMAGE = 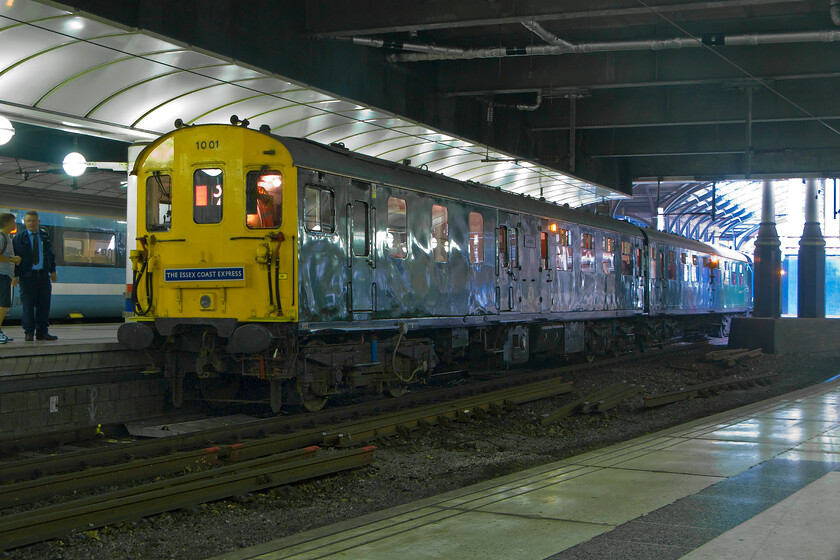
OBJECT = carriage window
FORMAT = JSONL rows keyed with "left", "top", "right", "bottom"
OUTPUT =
{"left": 469, "top": 212, "right": 484, "bottom": 265}
{"left": 387, "top": 197, "right": 408, "bottom": 259}
{"left": 246, "top": 169, "right": 282, "bottom": 229}
{"left": 194, "top": 168, "right": 223, "bottom": 224}
{"left": 650, "top": 247, "right": 657, "bottom": 279}
{"left": 509, "top": 228, "right": 519, "bottom": 267}
{"left": 431, "top": 204, "right": 449, "bottom": 263}
{"left": 667, "top": 250, "right": 676, "bottom": 280}
{"left": 62, "top": 231, "right": 117, "bottom": 267}
{"left": 636, "top": 247, "right": 643, "bottom": 276}
{"left": 499, "top": 225, "right": 509, "bottom": 268}
{"left": 555, "top": 228, "right": 572, "bottom": 271}
{"left": 352, "top": 201, "right": 369, "bottom": 257}
{"left": 146, "top": 173, "right": 171, "bottom": 232}
{"left": 621, "top": 241, "right": 633, "bottom": 276}
{"left": 581, "top": 232, "right": 595, "bottom": 273}
{"left": 540, "top": 232, "right": 549, "bottom": 269}
{"left": 305, "top": 186, "right": 334, "bottom": 233}
{"left": 602, "top": 237, "right": 615, "bottom": 274}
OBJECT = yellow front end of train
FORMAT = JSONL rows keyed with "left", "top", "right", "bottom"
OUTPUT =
{"left": 129, "top": 124, "right": 298, "bottom": 328}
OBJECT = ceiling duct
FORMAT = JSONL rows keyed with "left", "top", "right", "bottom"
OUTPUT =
{"left": 361, "top": 28, "right": 840, "bottom": 62}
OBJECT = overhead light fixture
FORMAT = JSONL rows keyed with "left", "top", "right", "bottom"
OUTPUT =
{"left": 0, "top": 116, "right": 14, "bottom": 146}
{"left": 62, "top": 152, "right": 88, "bottom": 177}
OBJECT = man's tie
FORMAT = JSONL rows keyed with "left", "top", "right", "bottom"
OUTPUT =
{"left": 32, "top": 233, "right": 39, "bottom": 266}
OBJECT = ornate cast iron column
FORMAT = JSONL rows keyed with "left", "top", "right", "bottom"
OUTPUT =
{"left": 753, "top": 179, "right": 782, "bottom": 317}
{"left": 797, "top": 178, "right": 826, "bottom": 318}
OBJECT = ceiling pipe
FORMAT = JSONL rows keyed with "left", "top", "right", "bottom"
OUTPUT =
{"left": 488, "top": 92, "right": 543, "bottom": 111}
{"left": 362, "top": 28, "right": 840, "bottom": 62}
{"left": 520, "top": 20, "right": 575, "bottom": 49}
{"left": 832, "top": 0, "right": 840, "bottom": 26}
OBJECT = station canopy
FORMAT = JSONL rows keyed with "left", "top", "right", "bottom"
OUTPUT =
{"left": 0, "top": 0, "right": 626, "bottom": 207}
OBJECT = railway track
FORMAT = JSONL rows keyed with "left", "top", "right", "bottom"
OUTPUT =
{"left": 0, "top": 341, "right": 710, "bottom": 551}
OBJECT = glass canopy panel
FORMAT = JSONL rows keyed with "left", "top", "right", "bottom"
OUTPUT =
{"left": 134, "top": 83, "right": 274, "bottom": 131}
{"left": 337, "top": 129, "right": 412, "bottom": 152}
{"left": 364, "top": 137, "right": 428, "bottom": 157}
{"left": 305, "top": 122, "right": 382, "bottom": 145}
{"left": 36, "top": 56, "right": 182, "bottom": 115}
{"left": 0, "top": 22, "right": 69, "bottom": 72}
{"left": 0, "top": 42, "right": 123, "bottom": 105}
{"left": 91, "top": 72, "right": 222, "bottom": 124}
{"left": 272, "top": 113, "right": 354, "bottom": 138}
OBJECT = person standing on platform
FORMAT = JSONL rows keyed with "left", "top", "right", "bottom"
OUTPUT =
{"left": 13, "top": 211, "right": 58, "bottom": 341}
{"left": 0, "top": 212, "right": 22, "bottom": 343}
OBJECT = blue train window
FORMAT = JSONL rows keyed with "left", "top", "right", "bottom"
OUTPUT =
{"left": 145, "top": 173, "right": 171, "bottom": 232}
{"left": 387, "top": 197, "right": 408, "bottom": 259}
{"left": 432, "top": 204, "right": 449, "bottom": 263}
{"left": 246, "top": 169, "right": 282, "bottom": 229}
{"left": 509, "top": 228, "right": 519, "bottom": 267}
{"left": 469, "top": 212, "right": 484, "bottom": 265}
{"left": 63, "top": 230, "right": 117, "bottom": 266}
{"left": 305, "top": 186, "right": 334, "bottom": 233}
{"left": 667, "top": 251, "right": 677, "bottom": 280}
{"left": 194, "top": 168, "right": 223, "bottom": 224}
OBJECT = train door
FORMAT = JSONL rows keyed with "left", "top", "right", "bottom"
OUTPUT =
{"left": 346, "top": 180, "right": 374, "bottom": 313}
{"left": 650, "top": 244, "right": 665, "bottom": 313}
{"left": 496, "top": 212, "right": 518, "bottom": 312}
{"left": 539, "top": 224, "right": 553, "bottom": 313}
{"left": 518, "top": 214, "right": 541, "bottom": 313}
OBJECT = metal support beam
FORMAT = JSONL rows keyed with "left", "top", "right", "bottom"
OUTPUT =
{"left": 745, "top": 88, "right": 754, "bottom": 179}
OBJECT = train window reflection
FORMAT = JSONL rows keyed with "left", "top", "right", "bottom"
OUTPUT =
{"left": 432, "top": 204, "right": 449, "bottom": 263}
{"left": 667, "top": 250, "right": 677, "bottom": 281}
{"left": 555, "top": 228, "right": 572, "bottom": 271}
{"left": 603, "top": 237, "right": 615, "bottom": 274}
{"left": 352, "top": 201, "right": 369, "bottom": 257}
{"left": 621, "top": 241, "right": 633, "bottom": 276}
{"left": 194, "top": 168, "right": 223, "bottom": 224}
{"left": 581, "top": 232, "right": 595, "bottom": 273}
{"left": 387, "top": 197, "right": 408, "bottom": 259}
{"left": 469, "top": 212, "right": 484, "bottom": 265}
{"left": 499, "top": 225, "right": 509, "bottom": 268}
{"left": 509, "top": 228, "right": 519, "bottom": 268}
{"left": 540, "top": 232, "right": 549, "bottom": 269}
{"left": 305, "top": 186, "right": 335, "bottom": 233}
{"left": 246, "top": 169, "right": 282, "bottom": 229}
{"left": 63, "top": 230, "right": 117, "bottom": 267}
{"left": 146, "top": 173, "right": 171, "bottom": 232}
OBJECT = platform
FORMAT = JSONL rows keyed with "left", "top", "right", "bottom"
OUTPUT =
{"left": 729, "top": 316, "right": 840, "bottom": 354}
{"left": 0, "top": 323, "right": 147, "bottom": 377}
{"left": 210, "top": 377, "right": 840, "bottom": 560}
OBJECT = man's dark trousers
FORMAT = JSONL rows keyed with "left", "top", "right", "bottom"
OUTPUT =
{"left": 19, "top": 270, "right": 51, "bottom": 336}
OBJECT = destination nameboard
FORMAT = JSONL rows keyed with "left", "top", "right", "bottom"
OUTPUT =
{"left": 164, "top": 267, "right": 244, "bottom": 282}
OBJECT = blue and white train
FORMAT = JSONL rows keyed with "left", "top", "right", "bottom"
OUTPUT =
{"left": 0, "top": 187, "right": 126, "bottom": 320}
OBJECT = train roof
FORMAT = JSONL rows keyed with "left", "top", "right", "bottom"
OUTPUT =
{"left": 135, "top": 125, "right": 748, "bottom": 261}
{"left": 276, "top": 134, "right": 748, "bottom": 261}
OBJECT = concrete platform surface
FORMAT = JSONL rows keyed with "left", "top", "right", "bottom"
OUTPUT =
{"left": 208, "top": 378, "right": 840, "bottom": 560}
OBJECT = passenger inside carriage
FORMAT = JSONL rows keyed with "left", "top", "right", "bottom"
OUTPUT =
{"left": 246, "top": 170, "right": 282, "bottom": 229}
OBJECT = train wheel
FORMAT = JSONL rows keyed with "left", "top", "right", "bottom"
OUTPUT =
{"left": 303, "top": 397, "right": 328, "bottom": 412}
{"left": 386, "top": 381, "right": 408, "bottom": 398}
{"left": 200, "top": 375, "right": 241, "bottom": 406}
{"left": 637, "top": 333, "right": 650, "bottom": 353}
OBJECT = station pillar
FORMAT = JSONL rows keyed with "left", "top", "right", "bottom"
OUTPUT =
{"left": 797, "top": 178, "right": 826, "bottom": 318}
{"left": 753, "top": 179, "right": 782, "bottom": 317}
